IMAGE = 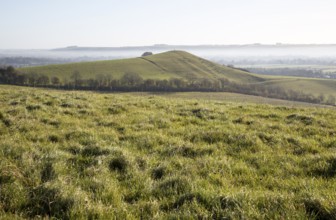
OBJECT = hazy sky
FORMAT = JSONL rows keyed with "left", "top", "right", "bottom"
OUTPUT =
{"left": 1, "top": 0, "right": 336, "bottom": 49}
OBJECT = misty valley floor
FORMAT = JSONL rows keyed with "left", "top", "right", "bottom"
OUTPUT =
{"left": 0, "top": 85, "right": 335, "bottom": 219}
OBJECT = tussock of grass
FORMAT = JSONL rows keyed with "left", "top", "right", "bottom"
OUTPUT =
{"left": 155, "top": 177, "right": 192, "bottom": 197}
{"left": 304, "top": 198, "right": 336, "bottom": 220}
{"left": 286, "top": 114, "right": 315, "bottom": 125}
{"left": 0, "top": 112, "right": 11, "bottom": 127}
{"left": 109, "top": 156, "right": 129, "bottom": 173}
{"left": 40, "top": 161, "right": 56, "bottom": 183}
{"left": 151, "top": 166, "right": 167, "bottom": 180}
{"left": 26, "top": 104, "right": 42, "bottom": 111}
{"left": 25, "top": 185, "right": 74, "bottom": 219}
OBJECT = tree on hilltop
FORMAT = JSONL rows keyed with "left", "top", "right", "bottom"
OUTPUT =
{"left": 141, "top": 52, "right": 153, "bottom": 57}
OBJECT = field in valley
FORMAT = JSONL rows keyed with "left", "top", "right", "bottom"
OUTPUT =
{"left": 0, "top": 85, "right": 335, "bottom": 219}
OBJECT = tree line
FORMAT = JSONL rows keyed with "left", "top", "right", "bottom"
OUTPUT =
{"left": 0, "top": 66, "right": 335, "bottom": 106}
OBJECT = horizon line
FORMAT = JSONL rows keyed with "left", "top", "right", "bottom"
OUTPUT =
{"left": 2, "top": 43, "right": 336, "bottom": 51}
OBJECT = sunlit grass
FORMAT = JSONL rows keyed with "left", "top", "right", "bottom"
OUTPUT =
{"left": 0, "top": 85, "right": 335, "bottom": 219}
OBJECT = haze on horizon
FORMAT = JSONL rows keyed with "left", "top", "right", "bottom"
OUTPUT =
{"left": 1, "top": 0, "right": 336, "bottom": 49}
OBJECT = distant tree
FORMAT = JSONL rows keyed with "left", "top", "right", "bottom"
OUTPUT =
{"left": 0, "top": 68, "right": 5, "bottom": 83}
{"left": 16, "top": 74, "right": 27, "bottom": 85}
{"left": 156, "top": 79, "right": 169, "bottom": 90}
{"left": 218, "top": 78, "right": 230, "bottom": 90}
{"left": 87, "top": 78, "right": 99, "bottom": 88}
{"left": 0, "top": 66, "right": 18, "bottom": 84}
{"left": 70, "top": 70, "right": 82, "bottom": 88}
{"left": 63, "top": 77, "right": 70, "bottom": 87}
{"left": 169, "top": 78, "right": 186, "bottom": 88}
{"left": 37, "top": 75, "right": 50, "bottom": 86}
{"left": 199, "top": 78, "right": 214, "bottom": 89}
{"left": 6, "top": 66, "right": 15, "bottom": 74}
{"left": 110, "top": 79, "right": 120, "bottom": 88}
{"left": 95, "top": 74, "right": 113, "bottom": 88}
{"left": 317, "top": 94, "right": 325, "bottom": 103}
{"left": 51, "top": 76, "right": 61, "bottom": 86}
{"left": 141, "top": 52, "right": 153, "bottom": 57}
{"left": 326, "top": 95, "right": 336, "bottom": 105}
{"left": 144, "top": 79, "right": 156, "bottom": 88}
{"left": 27, "top": 73, "right": 39, "bottom": 86}
{"left": 105, "top": 74, "right": 113, "bottom": 88}
{"left": 95, "top": 74, "right": 105, "bottom": 88}
{"left": 120, "top": 72, "right": 143, "bottom": 86}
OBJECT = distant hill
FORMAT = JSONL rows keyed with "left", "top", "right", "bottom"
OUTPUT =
{"left": 20, "top": 51, "right": 263, "bottom": 83}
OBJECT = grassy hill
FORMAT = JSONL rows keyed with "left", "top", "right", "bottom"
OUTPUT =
{"left": 0, "top": 85, "right": 335, "bottom": 219}
{"left": 19, "top": 51, "right": 263, "bottom": 83}
{"left": 18, "top": 51, "right": 336, "bottom": 98}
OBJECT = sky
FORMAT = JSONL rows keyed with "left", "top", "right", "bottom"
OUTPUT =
{"left": 1, "top": 0, "right": 336, "bottom": 49}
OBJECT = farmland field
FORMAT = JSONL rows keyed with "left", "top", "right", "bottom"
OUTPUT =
{"left": 0, "top": 85, "right": 335, "bottom": 219}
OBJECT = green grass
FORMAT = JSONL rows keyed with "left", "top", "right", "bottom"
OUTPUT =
{"left": 0, "top": 85, "right": 335, "bottom": 219}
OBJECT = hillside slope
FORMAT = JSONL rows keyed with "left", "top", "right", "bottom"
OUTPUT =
{"left": 18, "top": 51, "right": 336, "bottom": 97}
{"left": 20, "top": 51, "right": 263, "bottom": 83}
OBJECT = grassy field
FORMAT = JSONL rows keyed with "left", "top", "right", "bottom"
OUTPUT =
{"left": 0, "top": 85, "right": 335, "bottom": 219}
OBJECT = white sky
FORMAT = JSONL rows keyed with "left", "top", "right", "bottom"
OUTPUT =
{"left": 1, "top": 0, "right": 336, "bottom": 49}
